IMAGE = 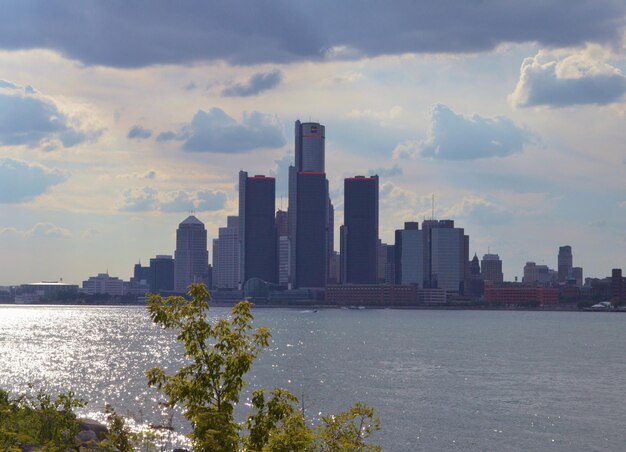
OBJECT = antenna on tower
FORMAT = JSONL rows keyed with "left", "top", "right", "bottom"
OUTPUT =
{"left": 431, "top": 193, "right": 435, "bottom": 220}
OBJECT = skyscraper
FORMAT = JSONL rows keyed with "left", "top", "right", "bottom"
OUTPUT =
{"left": 295, "top": 120, "right": 325, "bottom": 172}
{"left": 394, "top": 222, "right": 424, "bottom": 286}
{"left": 174, "top": 215, "right": 209, "bottom": 293}
{"left": 150, "top": 255, "right": 175, "bottom": 293}
{"left": 481, "top": 253, "right": 504, "bottom": 283}
{"left": 239, "top": 171, "right": 277, "bottom": 285}
{"left": 420, "top": 219, "right": 466, "bottom": 293}
{"left": 288, "top": 120, "right": 331, "bottom": 288}
{"left": 558, "top": 246, "right": 573, "bottom": 282}
{"left": 212, "top": 216, "right": 239, "bottom": 289}
{"left": 342, "top": 175, "right": 379, "bottom": 284}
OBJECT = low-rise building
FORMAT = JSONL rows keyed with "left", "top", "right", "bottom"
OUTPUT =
{"left": 82, "top": 273, "right": 126, "bottom": 296}
{"left": 325, "top": 284, "right": 417, "bottom": 306}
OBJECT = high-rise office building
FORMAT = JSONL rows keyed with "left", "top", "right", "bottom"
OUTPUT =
{"left": 430, "top": 222, "right": 465, "bottom": 293}
{"left": 558, "top": 246, "right": 573, "bottom": 282}
{"left": 174, "top": 215, "right": 209, "bottom": 293}
{"left": 420, "top": 219, "right": 465, "bottom": 293}
{"left": 212, "top": 216, "right": 239, "bottom": 289}
{"left": 275, "top": 210, "right": 290, "bottom": 287}
{"left": 571, "top": 267, "right": 583, "bottom": 289}
{"left": 132, "top": 262, "right": 151, "bottom": 289}
{"left": 288, "top": 120, "right": 331, "bottom": 288}
{"left": 394, "top": 222, "right": 424, "bottom": 286}
{"left": 481, "top": 253, "right": 504, "bottom": 283}
{"left": 150, "top": 255, "right": 175, "bottom": 293}
{"left": 292, "top": 171, "right": 327, "bottom": 288}
{"left": 295, "top": 120, "right": 325, "bottom": 172}
{"left": 341, "top": 175, "right": 379, "bottom": 284}
{"left": 239, "top": 171, "right": 277, "bottom": 285}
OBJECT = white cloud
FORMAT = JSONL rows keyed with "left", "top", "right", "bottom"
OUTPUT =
{"left": 119, "top": 187, "right": 227, "bottom": 213}
{"left": 0, "top": 222, "right": 72, "bottom": 238}
{"left": 393, "top": 104, "right": 532, "bottom": 160}
{"left": 509, "top": 47, "right": 626, "bottom": 108}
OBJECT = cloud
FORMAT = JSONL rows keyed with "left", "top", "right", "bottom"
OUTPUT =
{"left": 159, "top": 107, "right": 285, "bottom": 153}
{"left": 0, "top": 2, "right": 623, "bottom": 67}
{"left": 269, "top": 153, "right": 293, "bottom": 198}
{"left": 368, "top": 165, "right": 402, "bottom": 178}
{"left": 120, "top": 187, "right": 227, "bottom": 212}
{"left": 444, "top": 197, "right": 512, "bottom": 225}
{"left": 127, "top": 125, "right": 152, "bottom": 140}
{"left": 393, "top": 104, "right": 533, "bottom": 160}
{"left": 222, "top": 70, "right": 283, "bottom": 97}
{"left": 0, "top": 80, "right": 101, "bottom": 149}
{"left": 0, "top": 222, "right": 72, "bottom": 238}
{"left": 0, "top": 158, "right": 68, "bottom": 203}
{"left": 510, "top": 48, "right": 626, "bottom": 108}
{"left": 119, "top": 187, "right": 159, "bottom": 212}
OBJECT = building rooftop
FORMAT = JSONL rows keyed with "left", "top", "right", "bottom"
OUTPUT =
{"left": 180, "top": 215, "right": 204, "bottom": 226}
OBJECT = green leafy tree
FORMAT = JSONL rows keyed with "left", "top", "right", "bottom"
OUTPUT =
{"left": 146, "top": 284, "right": 380, "bottom": 452}
{"left": 146, "top": 284, "right": 270, "bottom": 451}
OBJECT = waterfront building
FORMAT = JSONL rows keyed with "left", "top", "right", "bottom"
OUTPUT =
{"left": 558, "top": 246, "right": 573, "bottom": 283}
{"left": 82, "top": 273, "right": 126, "bottom": 296}
{"left": 328, "top": 250, "right": 341, "bottom": 284}
{"left": 325, "top": 284, "right": 417, "bottom": 306}
{"left": 394, "top": 222, "right": 424, "bottom": 286}
{"left": 481, "top": 253, "right": 504, "bottom": 283}
{"left": 418, "top": 288, "right": 447, "bottom": 304}
{"left": 212, "top": 216, "right": 240, "bottom": 289}
{"left": 341, "top": 175, "right": 379, "bottom": 284}
{"left": 174, "top": 215, "right": 209, "bottom": 293}
{"left": 17, "top": 281, "right": 79, "bottom": 303}
{"left": 484, "top": 281, "right": 558, "bottom": 306}
{"left": 239, "top": 171, "right": 277, "bottom": 285}
{"left": 611, "top": 268, "right": 626, "bottom": 304}
{"left": 149, "top": 255, "right": 174, "bottom": 293}
{"left": 465, "top": 253, "right": 484, "bottom": 298}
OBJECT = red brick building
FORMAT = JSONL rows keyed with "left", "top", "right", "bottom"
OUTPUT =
{"left": 484, "top": 282, "right": 558, "bottom": 305}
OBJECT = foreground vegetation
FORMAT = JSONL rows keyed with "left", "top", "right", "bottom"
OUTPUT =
{"left": 1, "top": 284, "right": 380, "bottom": 451}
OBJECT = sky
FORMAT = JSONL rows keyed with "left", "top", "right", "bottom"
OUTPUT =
{"left": 1, "top": 0, "right": 625, "bottom": 285}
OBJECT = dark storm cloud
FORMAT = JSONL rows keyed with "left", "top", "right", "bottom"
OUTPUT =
{"left": 0, "top": 158, "right": 68, "bottom": 203}
{"left": 158, "top": 107, "right": 285, "bottom": 153}
{"left": 394, "top": 104, "right": 533, "bottom": 160}
{"left": 0, "top": 81, "right": 101, "bottom": 149}
{"left": 127, "top": 125, "right": 152, "bottom": 140}
{"left": 1, "top": 1, "right": 624, "bottom": 67}
{"left": 222, "top": 70, "right": 283, "bottom": 97}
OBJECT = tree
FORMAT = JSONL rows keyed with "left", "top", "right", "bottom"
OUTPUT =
{"left": 146, "top": 284, "right": 380, "bottom": 452}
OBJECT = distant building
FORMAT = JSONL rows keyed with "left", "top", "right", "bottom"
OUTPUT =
{"left": 290, "top": 171, "right": 328, "bottom": 288}
{"left": 239, "top": 171, "right": 277, "bottom": 285}
{"left": 17, "top": 281, "right": 79, "bottom": 303}
{"left": 418, "top": 288, "right": 447, "bottom": 304}
{"left": 558, "top": 246, "right": 573, "bottom": 283}
{"left": 341, "top": 175, "right": 379, "bottom": 284}
{"left": 82, "top": 273, "right": 126, "bottom": 296}
{"left": 481, "top": 253, "right": 503, "bottom": 283}
{"left": 328, "top": 251, "right": 341, "bottom": 284}
{"left": 278, "top": 236, "right": 290, "bottom": 287}
{"left": 149, "top": 255, "right": 174, "bottom": 293}
{"left": 465, "top": 253, "right": 484, "bottom": 298}
{"left": 426, "top": 220, "right": 465, "bottom": 294}
{"left": 571, "top": 267, "right": 583, "bottom": 289}
{"left": 325, "top": 284, "right": 417, "bottom": 306}
{"left": 611, "top": 269, "right": 626, "bottom": 304}
{"left": 131, "top": 262, "right": 151, "bottom": 289}
{"left": 523, "top": 262, "right": 553, "bottom": 285}
{"left": 394, "top": 222, "right": 424, "bottom": 286}
{"left": 484, "top": 281, "right": 558, "bottom": 305}
{"left": 174, "top": 215, "right": 209, "bottom": 293}
{"left": 212, "top": 216, "right": 240, "bottom": 289}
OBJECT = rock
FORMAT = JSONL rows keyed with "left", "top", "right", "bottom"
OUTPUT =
{"left": 78, "top": 418, "right": 109, "bottom": 439}
{"left": 75, "top": 429, "right": 98, "bottom": 444}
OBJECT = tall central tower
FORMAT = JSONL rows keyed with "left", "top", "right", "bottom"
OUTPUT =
{"left": 288, "top": 120, "right": 332, "bottom": 288}
{"left": 295, "top": 120, "right": 325, "bottom": 172}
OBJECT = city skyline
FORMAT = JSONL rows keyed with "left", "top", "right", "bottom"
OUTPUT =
{"left": 1, "top": 2, "right": 626, "bottom": 284}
